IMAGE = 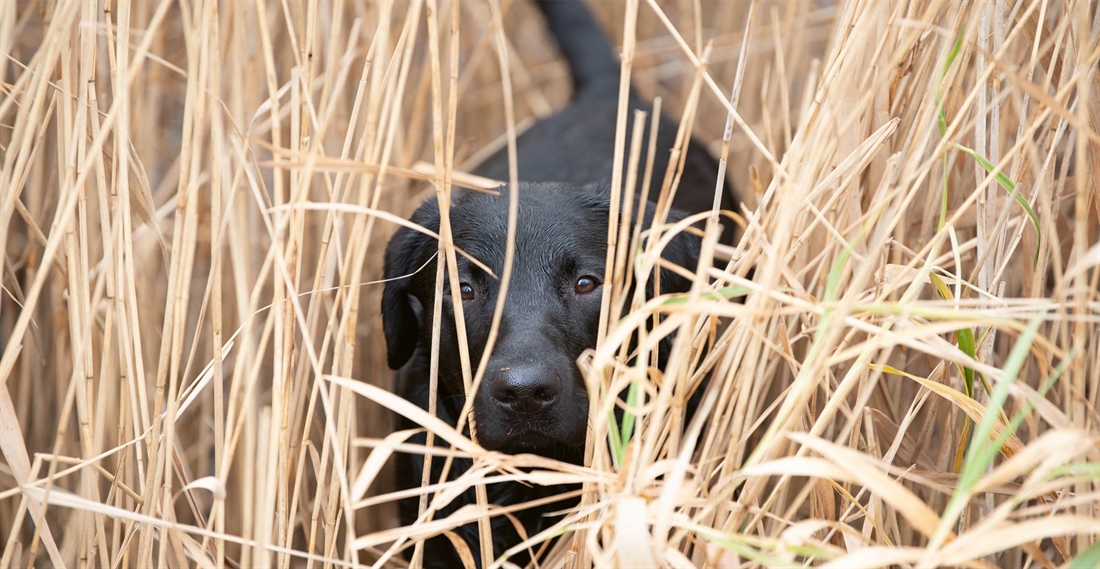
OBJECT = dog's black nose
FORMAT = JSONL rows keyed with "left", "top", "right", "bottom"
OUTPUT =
{"left": 490, "top": 366, "right": 562, "bottom": 416}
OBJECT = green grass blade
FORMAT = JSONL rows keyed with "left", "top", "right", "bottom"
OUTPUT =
{"left": 936, "top": 31, "right": 963, "bottom": 231}
{"left": 607, "top": 408, "right": 624, "bottom": 468}
{"left": 1067, "top": 540, "right": 1100, "bottom": 569}
{"left": 928, "top": 311, "right": 1047, "bottom": 548}
{"left": 935, "top": 31, "right": 964, "bottom": 138}
{"left": 660, "top": 285, "right": 752, "bottom": 306}
{"left": 927, "top": 273, "right": 976, "bottom": 397}
{"left": 619, "top": 380, "right": 641, "bottom": 450}
{"left": 953, "top": 144, "right": 1042, "bottom": 267}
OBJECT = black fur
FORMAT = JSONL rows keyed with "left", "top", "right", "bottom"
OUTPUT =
{"left": 383, "top": 185, "right": 699, "bottom": 567}
{"left": 473, "top": 7, "right": 737, "bottom": 244}
{"left": 382, "top": 1, "right": 733, "bottom": 566}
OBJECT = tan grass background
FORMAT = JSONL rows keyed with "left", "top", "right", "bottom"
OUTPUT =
{"left": 0, "top": 0, "right": 1098, "bottom": 567}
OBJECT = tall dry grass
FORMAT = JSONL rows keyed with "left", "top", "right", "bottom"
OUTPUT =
{"left": 1, "top": 0, "right": 1097, "bottom": 567}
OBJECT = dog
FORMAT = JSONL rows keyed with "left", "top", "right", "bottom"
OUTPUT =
{"left": 381, "top": 1, "right": 736, "bottom": 565}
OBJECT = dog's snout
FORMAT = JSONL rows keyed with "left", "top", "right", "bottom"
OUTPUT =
{"left": 490, "top": 366, "right": 562, "bottom": 416}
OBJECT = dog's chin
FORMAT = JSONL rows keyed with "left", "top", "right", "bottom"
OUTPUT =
{"left": 475, "top": 419, "right": 586, "bottom": 457}
{"left": 489, "top": 430, "right": 557, "bottom": 453}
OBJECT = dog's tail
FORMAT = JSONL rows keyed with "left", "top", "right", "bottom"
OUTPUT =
{"left": 533, "top": 0, "right": 620, "bottom": 99}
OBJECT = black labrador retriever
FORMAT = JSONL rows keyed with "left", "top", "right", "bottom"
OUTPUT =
{"left": 382, "top": 0, "right": 735, "bottom": 565}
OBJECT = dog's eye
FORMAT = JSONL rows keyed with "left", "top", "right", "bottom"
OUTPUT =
{"left": 574, "top": 275, "right": 600, "bottom": 294}
{"left": 459, "top": 283, "right": 475, "bottom": 301}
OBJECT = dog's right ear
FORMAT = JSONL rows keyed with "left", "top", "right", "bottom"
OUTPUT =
{"left": 381, "top": 200, "right": 440, "bottom": 370}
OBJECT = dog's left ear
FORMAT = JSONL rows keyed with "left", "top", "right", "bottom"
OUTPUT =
{"left": 641, "top": 200, "right": 702, "bottom": 296}
{"left": 381, "top": 200, "right": 440, "bottom": 370}
{"left": 634, "top": 200, "right": 702, "bottom": 370}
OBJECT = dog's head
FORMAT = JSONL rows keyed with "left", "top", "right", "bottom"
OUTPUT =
{"left": 382, "top": 181, "right": 700, "bottom": 456}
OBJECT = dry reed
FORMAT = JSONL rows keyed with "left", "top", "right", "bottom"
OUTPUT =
{"left": 1, "top": 0, "right": 1097, "bottom": 567}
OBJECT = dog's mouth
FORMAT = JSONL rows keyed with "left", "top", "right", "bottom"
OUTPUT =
{"left": 475, "top": 413, "right": 586, "bottom": 455}
{"left": 498, "top": 425, "right": 557, "bottom": 450}
{"left": 479, "top": 417, "right": 555, "bottom": 451}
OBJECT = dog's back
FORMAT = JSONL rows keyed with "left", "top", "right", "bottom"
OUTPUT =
{"left": 474, "top": 0, "right": 737, "bottom": 244}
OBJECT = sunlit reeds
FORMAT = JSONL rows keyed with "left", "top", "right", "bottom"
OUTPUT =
{"left": 0, "top": 1, "right": 1096, "bottom": 567}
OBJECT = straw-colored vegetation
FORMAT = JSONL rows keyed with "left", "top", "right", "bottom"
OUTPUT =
{"left": 1, "top": 0, "right": 1097, "bottom": 567}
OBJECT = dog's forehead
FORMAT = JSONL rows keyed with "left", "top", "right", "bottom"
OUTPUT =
{"left": 450, "top": 184, "right": 610, "bottom": 267}
{"left": 453, "top": 183, "right": 616, "bottom": 242}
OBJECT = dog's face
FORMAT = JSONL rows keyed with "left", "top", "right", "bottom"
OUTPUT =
{"left": 382, "top": 182, "right": 700, "bottom": 456}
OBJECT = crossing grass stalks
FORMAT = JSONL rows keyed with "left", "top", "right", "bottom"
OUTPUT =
{"left": 0, "top": 0, "right": 1097, "bottom": 567}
